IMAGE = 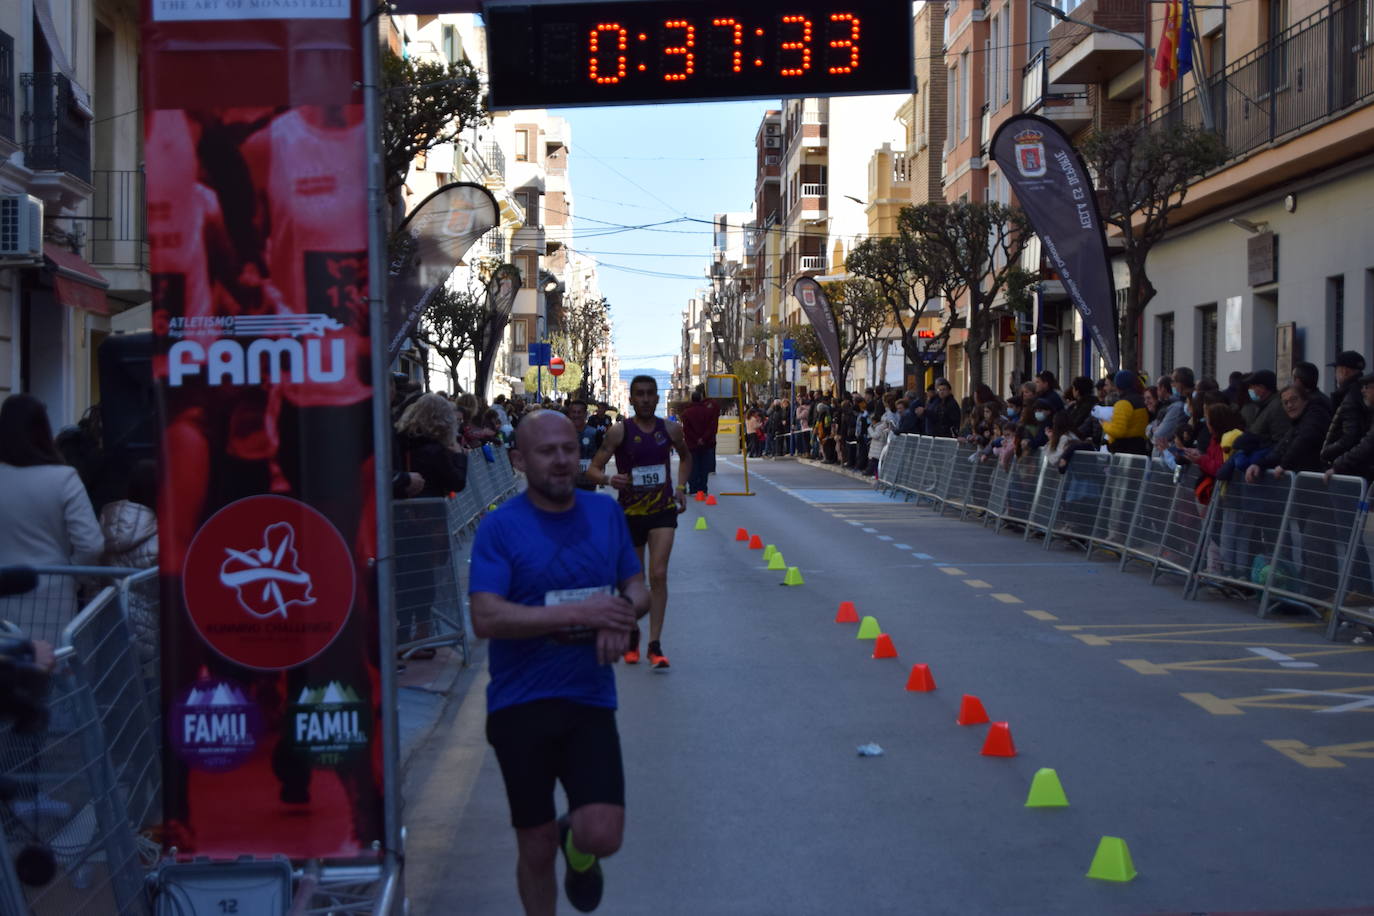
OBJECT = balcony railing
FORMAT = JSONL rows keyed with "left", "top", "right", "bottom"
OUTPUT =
{"left": 90, "top": 170, "right": 147, "bottom": 270}
{"left": 482, "top": 141, "right": 506, "bottom": 181}
{"left": 1148, "top": 0, "right": 1374, "bottom": 163}
{"left": 800, "top": 255, "right": 826, "bottom": 271}
{"left": 800, "top": 183, "right": 827, "bottom": 197}
{"left": 21, "top": 72, "right": 90, "bottom": 182}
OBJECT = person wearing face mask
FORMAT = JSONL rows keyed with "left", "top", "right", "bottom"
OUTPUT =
{"left": 1240, "top": 370, "right": 1291, "bottom": 448}
{"left": 1247, "top": 385, "right": 1332, "bottom": 482}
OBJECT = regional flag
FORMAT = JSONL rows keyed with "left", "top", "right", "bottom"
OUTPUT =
{"left": 1177, "top": 0, "right": 1195, "bottom": 79}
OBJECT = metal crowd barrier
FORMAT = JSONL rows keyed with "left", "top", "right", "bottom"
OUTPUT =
{"left": 392, "top": 445, "right": 520, "bottom": 662}
{"left": 0, "top": 573, "right": 154, "bottom": 916}
{"left": 873, "top": 435, "right": 1373, "bottom": 637}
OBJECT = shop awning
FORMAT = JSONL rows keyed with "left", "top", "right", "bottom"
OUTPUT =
{"left": 44, "top": 243, "right": 110, "bottom": 316}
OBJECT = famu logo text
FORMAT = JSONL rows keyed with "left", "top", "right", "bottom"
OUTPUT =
{"left": 167, "top": 314, "right": 346, "bottom": 387}
{"left": 290, "top": 681, "right": 368, "bottom": 762}
{"left": 171, "top": 674, "right": 262, "bottom": 773}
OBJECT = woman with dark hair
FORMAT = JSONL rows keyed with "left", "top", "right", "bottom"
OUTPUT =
{"left": 0, "top": 394, "right": 105, "bottom": 642}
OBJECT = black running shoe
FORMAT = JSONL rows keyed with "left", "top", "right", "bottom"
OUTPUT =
{"left": 558, "top": 815, "right": 604, "bottom": 912}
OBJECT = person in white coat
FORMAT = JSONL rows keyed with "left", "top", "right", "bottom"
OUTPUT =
{"left": 0, "top": 394, "right": 105, "bottom": 642}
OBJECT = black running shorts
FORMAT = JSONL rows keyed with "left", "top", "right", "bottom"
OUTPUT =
{"left": 624, "top": 507, "right": 678, "bottom": 548}
{"left": 486, "top": 698, "right": 625, "bottom": 829}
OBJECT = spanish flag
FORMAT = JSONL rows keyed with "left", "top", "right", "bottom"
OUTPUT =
{"left": 1155, "top": 0, "right": 1180, "bottom": 87}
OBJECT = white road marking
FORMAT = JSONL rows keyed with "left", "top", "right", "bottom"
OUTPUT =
{"left": 913, "top": 553, "right": 934, "bottom": 560}
{"left": 1266, "top": 689, "right": 1374, "bottom": 713}
{"left": 847, "top": 520, "right": 863, "bottom": 527}
{"left": 894, "top": 543, "right": 912, "bottom": 550}
{"left": 876, "top": 535, "right": 893, "bottom": 541}
{"left": 1248, "top": 647, "right": 1319, "bottom": 669}
{"left": 862, "top": 527, "right": 878, "bottom": 533}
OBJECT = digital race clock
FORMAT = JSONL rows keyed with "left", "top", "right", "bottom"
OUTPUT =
{"left": 482, "top": 0, "right": 913, "bottom": 109}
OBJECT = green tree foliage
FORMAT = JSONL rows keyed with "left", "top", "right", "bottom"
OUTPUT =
{"left": 381, "top": 51, "right": 487, "bottom": 207}
{"left": 523, "top": 357, "right": 583, "bottom": 399}
{"left": 1080, "top": 122, "right": 1228, "bottom": 371}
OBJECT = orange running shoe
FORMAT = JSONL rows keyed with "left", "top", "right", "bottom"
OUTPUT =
{"left": 624, "top": 628, "right": 640, "bottom": 664}
{"left": 647, "top": 641, "right": 670, "bottom": 671}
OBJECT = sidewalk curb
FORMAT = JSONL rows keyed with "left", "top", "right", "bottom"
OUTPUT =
{"left": 398, "top": 640, "right": 487, "bottom": 771}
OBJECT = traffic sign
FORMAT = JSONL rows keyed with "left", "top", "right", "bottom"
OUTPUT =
{"left": 527, "top": 342, "right": 551, "bottom": 365}
{"left": 781, "top": 337, "right": 796, "bottom": 361}
{"left": 548, "top": 356, "right": 565, "bottom": 377}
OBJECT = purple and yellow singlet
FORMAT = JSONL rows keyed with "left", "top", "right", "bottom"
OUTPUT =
{"left": 613, "top": 417, "right": 674, "bottom": 516}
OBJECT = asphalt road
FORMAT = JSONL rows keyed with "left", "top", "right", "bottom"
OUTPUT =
{"left": 402, "top": 454, "right": 1374, "bottom": 915}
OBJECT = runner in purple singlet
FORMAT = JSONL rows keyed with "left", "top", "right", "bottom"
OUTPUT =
{"left": 587, "top": 375, "right": 691, "bottom": 670}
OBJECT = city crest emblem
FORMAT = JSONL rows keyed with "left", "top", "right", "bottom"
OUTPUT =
{"left": 1014, "top": 128, "right": 1047, "bottom": 178}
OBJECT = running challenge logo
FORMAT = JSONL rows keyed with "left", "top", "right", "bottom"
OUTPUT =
{"left": 166, "top": 313, "right": 347, "bottom": 388}
{"left": 184, "top": 494, "right": 354, "bottom": 669}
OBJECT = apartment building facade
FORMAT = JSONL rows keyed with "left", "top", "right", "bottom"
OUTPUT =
{"left": 2, "top": 0, "right": 145, "bottom": 427}
{"left": 1135, "top": 0, "right": 1374, "bottom": 389}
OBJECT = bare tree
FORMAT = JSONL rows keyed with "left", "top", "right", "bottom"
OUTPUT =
{"left": 898, "top": 201, "right": 1035, "bottom": 386}
{"left": 559, "top": 295, "right": 611, "bottom": 399}
{"left": 846, "top": 233, "right": 953, "bottom": 373}
{"left": 707, "top": 267, "right": 748, "bottom": 373}
{"left": 416, "top": 276, "right": 488, "bottom": 393}
{"left": 824, "top": 277, "right": 890, "bottom": 393}
{"left": 1080, "top": 122, "right": 1227, "bottom": 370}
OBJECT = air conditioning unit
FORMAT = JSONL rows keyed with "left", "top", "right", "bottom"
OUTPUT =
{"left": 764, "top": 136, "right": 781, "bottom": 149}
{"left": 0, "top": 195, "right": 44, "bottom": 260}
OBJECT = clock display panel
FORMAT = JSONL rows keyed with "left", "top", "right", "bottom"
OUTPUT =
{"left": 483, "top": 0, "right": 914, "bottom": 109}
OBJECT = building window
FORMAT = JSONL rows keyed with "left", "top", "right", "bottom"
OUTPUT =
{"left": 959, "top": 50, "right": 970, "bottom": 140}
{"left": 516, "top": 189, "right": 539, "bottom": 227}
{"left": 512, "top": 320, "right": 527, "bottom": 349}
{"left": 1158, "top": 314, "right": 1175, "bottom": 378}
{"left": 515, "top": 128, "right": 530, "bottom": 161}
{"left": 946, "top": 65, "right": 958, "bottom": 149}
{"left": 1198, "top": 305, "right": 1217, "bottom": 382}
{"left": 1328, "top": 274, "right": 1346, "bottom": 360}
{"left": 0, "top": 29, "right": 13, "bottom": 142}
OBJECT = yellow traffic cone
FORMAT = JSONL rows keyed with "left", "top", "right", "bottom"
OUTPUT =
{"left": 767, "top": 552, "right": 786, "bottom": 570}
{"left": 856, "top": 616, "right": 880, "bottom": 639}
{"left": 763, "top": 544, "right": 777, "bottom": 561}
{"left": 694, "top": 516, "right": 708, "bottom": 531}
{"left": 781, "top": 567, "right": 805, "bottom": 586}
{"left": 1025, "top": 768, "right": 1069, "bottom": 808}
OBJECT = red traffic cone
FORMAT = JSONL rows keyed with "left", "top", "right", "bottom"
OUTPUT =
{"left": 872, "top": 634, "right": 898, "bottom": 659}
{"left": 835, "top": 601, "right": 859, "bottom": 623}
{"left": 956, "top": 694, "right": 990, "bottom": 726}
{"left": 749, "top": 535, "right": 764, "bottom": 549}
{"left": 705, "top": 495, "right": 718, "bottom": 506}
{"left": 905, "top": 664, "right": 936, "bottom": 692}
{"left": 695, "top": 490, "right": 706, "bottom": 502}
{"left": 735, "top": 528, "right": 749, "bottom": 542}
{"left": 981, "top": 722, "right": 1017, "bottom": 757}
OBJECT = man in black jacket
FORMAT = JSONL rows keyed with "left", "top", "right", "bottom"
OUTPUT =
{"left": 1249, "top": 385, "right": 1333, "bottom": 480}
{"left": 924, "top": 378, "right": 962, "bottom": 438}
{"left": 1328, "top": 375, "right": 1374, "bottom": 481}
{"left": 1322, "top": 351, "right": 1367, "bottom": 467}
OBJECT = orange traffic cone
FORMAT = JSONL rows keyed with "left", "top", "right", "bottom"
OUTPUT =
{"left": 735, "top": 528, "right": 749, "bottom": 542}
{"left": 981, "top": 722, "right": 1017, "bottom": 757}
{"left": 905, "top": 664, "right": 937, "bottom": 692}
{"left": 956, "top": 694, "right": 990, "bottom": 726}
{"left": 705, "top": 495, "right": 718, "bottom": 506}
{"left": 749, "top": 535, "right": 764, "bottom": 549}
{"left": 695, "top": 490, "right": 706, "bottom": 502}
{"left": 835, "top": 601, "right": 859, "bottom": 623}
{"left": 872, "top": 634, "right": 898, "bottom": 659}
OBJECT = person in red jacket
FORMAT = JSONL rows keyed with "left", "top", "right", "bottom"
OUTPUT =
{"left": 677, "top": 385, "right": 721, "bottom": 496}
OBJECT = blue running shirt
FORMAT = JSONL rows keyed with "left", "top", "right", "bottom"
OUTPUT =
{"left": 469, "top": 490, "right": 641, "bottom": 713}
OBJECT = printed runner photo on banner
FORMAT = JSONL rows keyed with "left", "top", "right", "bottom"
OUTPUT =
{"left": 142, "top": 0, "right": 383, "bottom": 860}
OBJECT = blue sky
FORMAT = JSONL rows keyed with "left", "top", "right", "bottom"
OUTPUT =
{"left": 550, "top": 100, "right": 774, "bottom": 373}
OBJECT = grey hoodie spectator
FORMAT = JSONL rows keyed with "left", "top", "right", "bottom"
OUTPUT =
{"left": 1154, "top": 366, "right": 1195, "bottom": 446}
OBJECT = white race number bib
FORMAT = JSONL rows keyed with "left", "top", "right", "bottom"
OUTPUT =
{"left": 631, "top": 464, "right": 666, "bottom": 488}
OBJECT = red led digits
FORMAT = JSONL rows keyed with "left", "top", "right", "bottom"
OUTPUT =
{"left": 780, "top": 15, "right": 813, "bottom": 77}
{"left": 712, "top": 18, "right": 744, "bottom": 73}
{"left": 663, "top": 19, "right": 696, "bottom": 81}
{"left": 589, "top": 24, "right": 628, "bottom": 84}
{"left": 828, "top": 13, "right": 860, "bottom": 74}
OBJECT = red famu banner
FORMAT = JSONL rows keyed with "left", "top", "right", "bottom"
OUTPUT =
{"left": 142, "top": 0, "right": 383, "bottom": 859}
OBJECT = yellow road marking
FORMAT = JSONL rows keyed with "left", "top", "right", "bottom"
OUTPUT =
{"left": 1072, "top": 634, "right": 1112, "bottom": 646}
{"left": 1263, "top": 739, "right": 1374, "bottom": 768}
{"left": 1120, "top": 659, "right": 1171, "bottom": 675}
{"left": 938, "top": 566, "right": 966, "bottom": 576}
{"left": 963, "top": 579, "right": 992, "bottom": 589}
{"left": 1181, "top": 692, "right": 1245, "bottom": 715}
{"left": 1025, "top": 610, "right": 1058, "bottom": 621}
{"left": 1056, "top": 625, "right": 1083, "bottom": 631}
{"left": 991, "top": 593, "right": 1022, "bottom": 604}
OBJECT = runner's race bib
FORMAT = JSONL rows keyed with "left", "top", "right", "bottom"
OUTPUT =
{"left": 631, "top": 464, "right": 666, "bottom": 488}
{"left": 544, "top": 586, "right": 612, "bottom": 645}
{"left": 579, "top": 459, "right": 591, "bottom": 472}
